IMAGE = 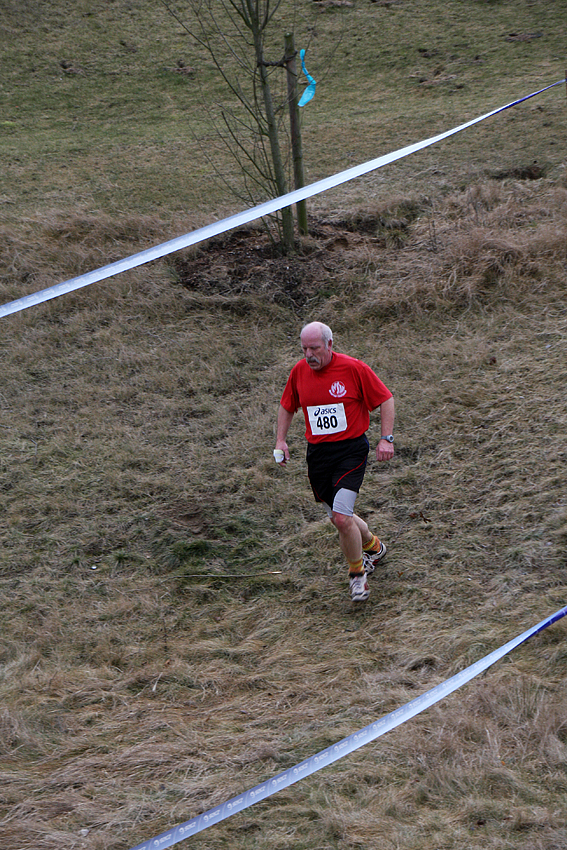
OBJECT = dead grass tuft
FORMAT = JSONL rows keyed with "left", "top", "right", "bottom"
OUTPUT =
{"left": 0, "top": 212, "right": 204, "bottom": 302}
{"left": 350, "top": 180, "right": 567, "bottom": 316}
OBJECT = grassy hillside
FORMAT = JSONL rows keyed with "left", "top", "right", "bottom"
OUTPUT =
{"left": 1, "top": 0, "right": 566, "bottom": 222}
{"left": 1, "top": 2, "right": 566, "bottom": 849}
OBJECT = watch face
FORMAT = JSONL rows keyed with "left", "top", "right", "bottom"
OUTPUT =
{"left": 382, "top": 435, "right": 394, "bottom": 442}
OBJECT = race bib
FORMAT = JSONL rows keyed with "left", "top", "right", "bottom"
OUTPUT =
{"left": 307, "top": 403, "right": 347, "bottom": 436}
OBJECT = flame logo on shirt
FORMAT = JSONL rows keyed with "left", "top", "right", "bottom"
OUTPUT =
{"left": 329, "top": 381, "right": 347, "bottom": 398}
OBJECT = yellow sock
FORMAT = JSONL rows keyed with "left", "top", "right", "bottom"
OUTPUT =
{"left": 363, "top": 534, "right": 380, "bottom": 553}
{"left": 348, "top": 557, "right": 364, "bottom": 576}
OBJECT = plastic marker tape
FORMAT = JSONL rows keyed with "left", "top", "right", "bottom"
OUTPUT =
{"left": 298, "top": 49, "right": 316, "bottom": 107}
{"left": 1, "top": 79, "right": 564, "bottom": 319}
{"left": 128, "top": 604, "right": 567, "bottom": 850}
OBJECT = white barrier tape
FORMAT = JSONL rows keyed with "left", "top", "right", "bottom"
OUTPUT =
{"left": 1, "top": 79, "right": 564, "bottom": 319}
{"left": 129, "top": 603, "right": 567, "bottom": 850}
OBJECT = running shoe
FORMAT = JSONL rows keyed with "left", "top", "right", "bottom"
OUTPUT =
{"left": 349, "top": 572, "right": 370, "bottom": 602}
{"left": 363, "top": 541, "right": 387, "bottom": 575}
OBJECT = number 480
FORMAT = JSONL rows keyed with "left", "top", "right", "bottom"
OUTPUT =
{"left": 317, "top": 415, "right": 338, "bottom": 430}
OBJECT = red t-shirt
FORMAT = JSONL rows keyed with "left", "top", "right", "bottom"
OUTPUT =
{"left": 280, "top": 352, "right": 392, "bottom": 444}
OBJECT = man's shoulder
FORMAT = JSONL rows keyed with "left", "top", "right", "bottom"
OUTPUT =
{"left": 333, "top": 352, "right": 357, "bottom": 364}
{"left": 332, "top": 352, "right": 369, "bottom": 370}
{"left": 289, "top": 358, "right": 310, "bottom": 376}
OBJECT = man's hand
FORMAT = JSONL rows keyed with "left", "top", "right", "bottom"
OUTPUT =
{"left": 376, "top": 439, "right": 394, "bottom": 462}
{"left": 274, "top": 444, "right": 290, "bottom": 465}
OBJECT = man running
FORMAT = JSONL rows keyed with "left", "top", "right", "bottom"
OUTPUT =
{"left": 275, "top": 321, "right": 395, "bottom": 602}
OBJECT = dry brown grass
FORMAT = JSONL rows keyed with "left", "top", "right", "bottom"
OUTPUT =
{"left": 1, "top": 175, "right": 567, "bottom": 850}
{"left": 3, "top": 0, "right": 567, "bottom": 845}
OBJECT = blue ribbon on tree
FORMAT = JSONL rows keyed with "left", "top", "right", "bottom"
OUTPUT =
{"left": 298, "top": 49, "right": 316, "bottom": 107}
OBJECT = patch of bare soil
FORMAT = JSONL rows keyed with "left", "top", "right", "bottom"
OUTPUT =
{"left": 170, "top": 219, "right": 375, "bottom": 308}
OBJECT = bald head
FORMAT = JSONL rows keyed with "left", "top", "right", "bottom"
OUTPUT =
{"left": 301, "top": 322, "right": 333, "bottom": 345}
{"left": 300, "top": 322, "right": 334, "bottom": 371}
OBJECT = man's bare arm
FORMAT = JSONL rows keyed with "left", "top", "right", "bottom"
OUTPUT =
{"left": 376, "top": 396, "right": 395, "bottom": 461}
{"left": 275, "top": 404, "right": 295, "bottom": 463}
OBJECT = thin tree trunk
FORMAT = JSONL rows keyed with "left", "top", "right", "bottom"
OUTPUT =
{"left": 285, "top": 32, "right": 308, "bottom": 236}
{"left": 251, "top": 12, "right": 295, "bottom": 251}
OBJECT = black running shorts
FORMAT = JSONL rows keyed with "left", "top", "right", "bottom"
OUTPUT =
{"left": 306, "top": 434, "right": 369, "bottom": 508}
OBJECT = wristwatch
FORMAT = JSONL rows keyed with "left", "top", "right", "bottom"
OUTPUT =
{"left": 380, "top": 434, "right": 394, "bottom": 443}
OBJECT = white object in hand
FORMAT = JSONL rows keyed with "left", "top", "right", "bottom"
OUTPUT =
{"left": 273, "top": 449, "right": 285, "bottom": 464}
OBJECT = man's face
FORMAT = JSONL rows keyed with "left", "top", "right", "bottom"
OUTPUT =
{"left": 301, "top": 330, "right": 333, "bottom": 371}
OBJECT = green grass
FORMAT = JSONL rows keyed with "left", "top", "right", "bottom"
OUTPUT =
{"left": 2, "top": 0, "right": 565, "bottom": 219}
{"left": 1, "top": 1, "right": 567, "bottom": 849}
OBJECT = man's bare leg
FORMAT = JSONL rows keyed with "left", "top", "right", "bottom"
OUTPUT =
{"left": 331, "top": 512, "right": 364, "bottom": 568}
